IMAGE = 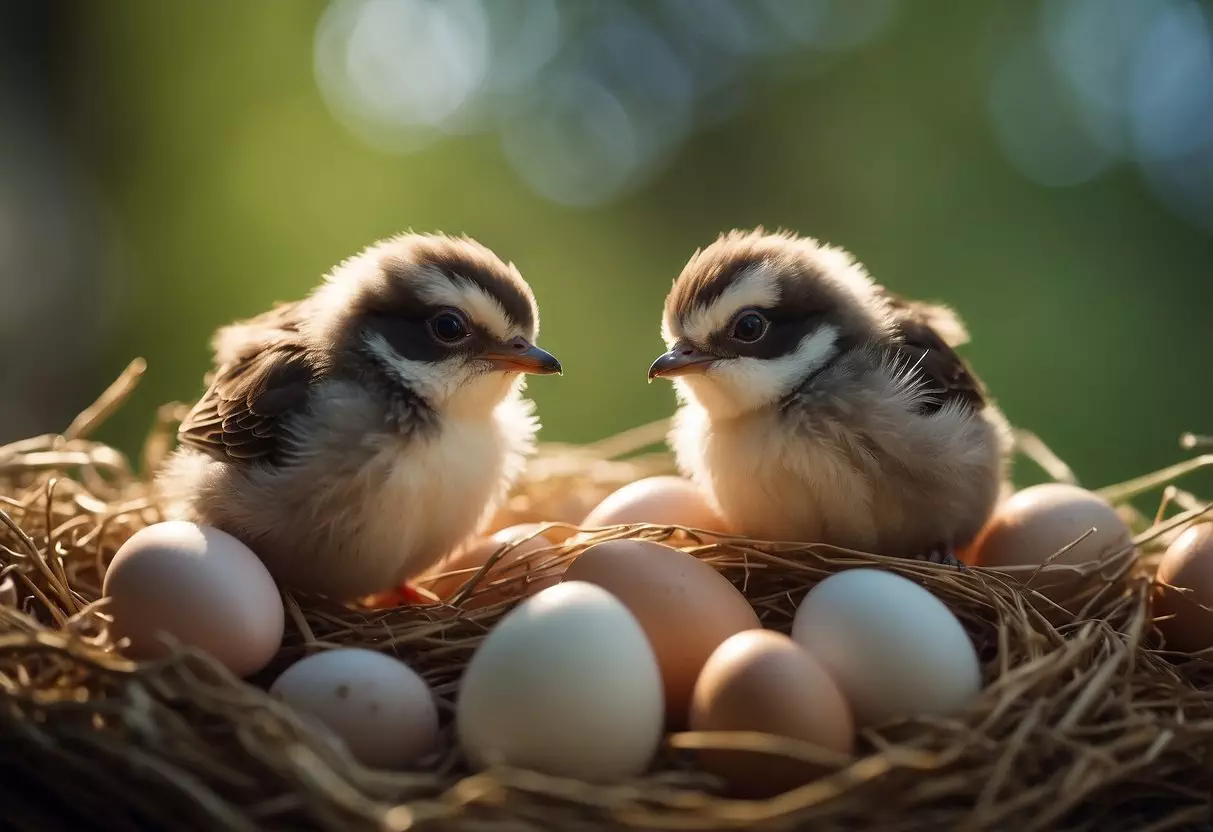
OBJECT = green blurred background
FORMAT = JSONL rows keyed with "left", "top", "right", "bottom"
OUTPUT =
{"left": 1, "top": 0, "right": 1210, "bottom": 493}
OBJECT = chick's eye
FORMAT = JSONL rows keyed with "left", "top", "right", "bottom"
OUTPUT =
{"left": 730, "top": 311, "right": 768, "bottom": 343}
{"left": 429, "top": 311, "right": 469, "bottom": 343}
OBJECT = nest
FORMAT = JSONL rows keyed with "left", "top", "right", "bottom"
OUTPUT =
{"left": 2, "top": 360, "right": 1213, "bottom": 832}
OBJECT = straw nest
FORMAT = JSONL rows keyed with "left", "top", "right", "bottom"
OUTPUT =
{"left": 2, "top": 360, "right": 1212, "bottom": 832}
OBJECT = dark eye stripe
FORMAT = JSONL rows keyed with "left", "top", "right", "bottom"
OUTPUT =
{"left": 710, "top": 315, "right": 836, "bottom": 361}
{"left": 410, "top": 243, "right": 535, "bottom": 334}
{"left": 371, "top": 237, "right": 537, "bottom": 337}
{"left": 669, "top": 257, "right": 765, "bottom": 327}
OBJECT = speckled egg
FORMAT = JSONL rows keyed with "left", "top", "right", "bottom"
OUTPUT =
{"left": 270, "top": 648, "right": 438, "bottom": 769}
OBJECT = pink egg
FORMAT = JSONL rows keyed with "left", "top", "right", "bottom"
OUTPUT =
{"left": 103, "top": 521, "right": 284, "bottom": 677}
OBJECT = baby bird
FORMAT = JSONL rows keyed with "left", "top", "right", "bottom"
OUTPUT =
{"left": 649, "top": 229, "right": 1010, "bottom": 565}
{"left": 157, "top": 232, "right": 561, "bottom": 600}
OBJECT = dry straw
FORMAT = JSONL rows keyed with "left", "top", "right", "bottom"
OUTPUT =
{"left": 1, "top": 361, "right": 1212, "bottom": 831}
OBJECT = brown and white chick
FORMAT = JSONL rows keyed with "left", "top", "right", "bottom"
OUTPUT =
{"left": 157, "top": 232, "right": 561, "bottom": 600}
{"left": 649, "top": 229, "right": 1010, "bottom": 565}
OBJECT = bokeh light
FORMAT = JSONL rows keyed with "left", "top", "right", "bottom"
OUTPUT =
{"left": 988, "top": 34, "right": 1115, "bottom": 187}
{"left": 314, "top": 0, "right": 492, "bottom": 151}
{"left": 500, "top": 70, "right": 644, "bottom": 206}
{"left": 313, "top": 0, "right": 904, "bottom": 206}
{"left": 987, "top": 0, "right": 1213, "bottom": 232}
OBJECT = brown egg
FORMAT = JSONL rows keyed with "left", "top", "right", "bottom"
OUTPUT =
{"left": 969, "top": 483, "right": 1133, "bottom": 568}
{"left": 562, "top": 539, "right": 760, "bottom": 727}
{"left": 1155, "top": 522, "right": 1213, "bottom": 653}
{"left": 420, "top": 524, "right": 563, "bottom": 610}
{"left": 690, "top": 630, "right": 854, "bottom": 797}
{"left": 581, "top": 476, "right": 730, "bottom": 538}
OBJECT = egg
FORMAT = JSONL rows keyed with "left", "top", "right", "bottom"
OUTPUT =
{"left": 1154, "top": 522, "right": 1213, "bottom": 653}
{"left": 103, "top": 521, "right": 284, "bottom": 677}
{"left": 689, "top": 630, "right": 854, "bottom": 797}
{"left": 0, "top": 574, "right": 15, "bottom": 608}
{"left": 581, "top": 476, "right": 731, "bottom": 537}
{"left": 270, "top": 648, "right": 438, "bottom": 768}
{"left": 792, "top": 569, "right": 981, "bottom": 726}
{"left": 562, "top": 539, "right": 760, "bottom": 726}
{"left": 457, "top": 581, "right": 664, "bottom": 782}
{"left": 421, "top": 524, "right": 563, "bottom": 609}
{"left": 968, "top": 483, "right": 1133, "bottom": 569}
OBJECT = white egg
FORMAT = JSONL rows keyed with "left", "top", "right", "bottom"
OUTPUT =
{"left": 791, "top": 569, "right": 981, "bottom": 726}
{"left": 270, "top": 648, "right": 438, "bottom": 769}
{"left": 456, "top": 581, "right": 664, "bottom": 782}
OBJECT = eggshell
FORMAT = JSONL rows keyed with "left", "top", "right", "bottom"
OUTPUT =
{"left": 1154, "top": 523, "right": 1213, "bottom": 653}
{"left": 968, "top": 483, "right": 1132, "bottom": 569}
{"left": 792, "top": 569, "right": 981, "bottom": 726}
{"left": 0, "top": 574, "right": 16, "bottom": 608}
{"left": 270, "top": 648, "right": 438, "bottom": 768}
{"left": 581, "top": 476, "right": 730, "bottom": 536}
{"left": 562, "top": 539, "right": 760, "bottom": 727}
{"left": 103, "top": 521, "right": 284, "bottom": 677}
{"left": 422, "top": 524, "right": 563, "bottom": 609}
{"left": 689, "top": 630, "right": 854, "bottom": 797}
{"left": 456, "top": 581, "right": 664, "bottom": 782}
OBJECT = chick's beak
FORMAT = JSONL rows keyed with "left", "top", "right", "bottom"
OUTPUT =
{"left": 482, "top": 337, "right": 563, "bottom": 375}
{"left": 648, "top": 341, "right": 717, "bottom": 381}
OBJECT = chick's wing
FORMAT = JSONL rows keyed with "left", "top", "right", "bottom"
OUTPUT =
{"left": 178, "top": 302, "right": 316, "bottom": 464}
{"left": 879, "top": 289, "right": 987, "bottom": 415}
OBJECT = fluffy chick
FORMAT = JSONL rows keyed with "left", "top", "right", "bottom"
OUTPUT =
{"left": 649, "top": 229, "right": 1010, "bottom": 564}
{"left": 157, "top": 232, "right": 561, "bottom": 600}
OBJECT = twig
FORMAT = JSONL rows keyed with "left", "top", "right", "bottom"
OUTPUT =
{"left": 63, "top": 358, "right": 147, "bottom": 441}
